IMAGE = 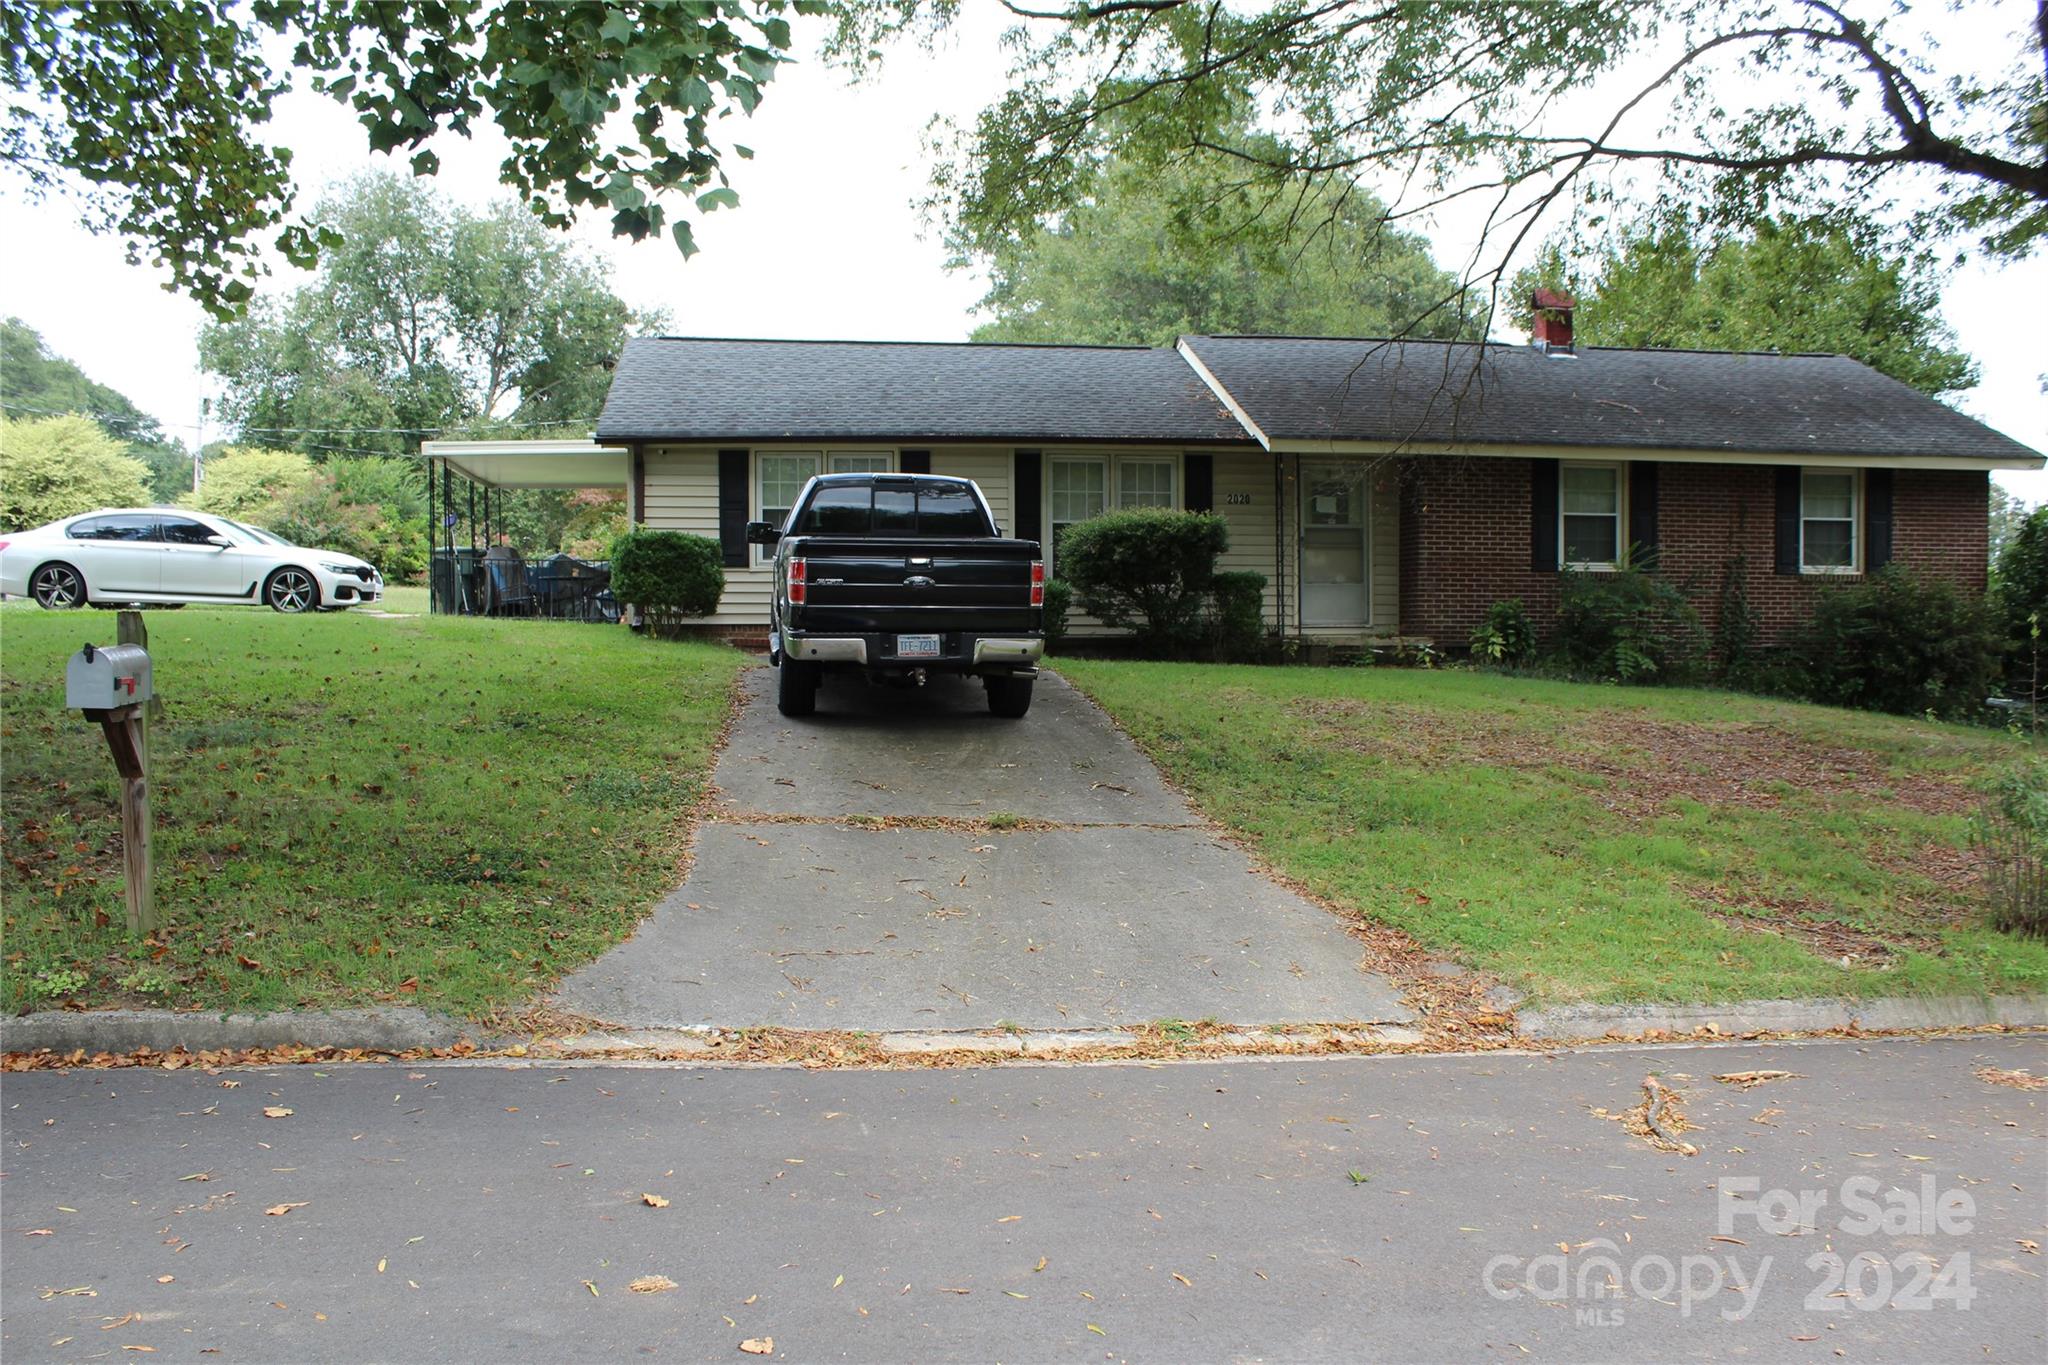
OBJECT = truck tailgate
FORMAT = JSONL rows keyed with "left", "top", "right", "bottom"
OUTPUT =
{"left": 788, "top": 536, "right": 1037, "bottom": 635}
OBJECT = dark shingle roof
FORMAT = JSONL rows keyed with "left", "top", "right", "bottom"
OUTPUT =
{"left": 1179, "top": 335, "right": 2042, "bottom": 463}
{"left": 595, "top": 336, "right": 1251, "bottom": 445}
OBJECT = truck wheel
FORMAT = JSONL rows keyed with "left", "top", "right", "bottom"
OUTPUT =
{"left": 986, "top": 675, "right": 1034, "bottom": 718}
{"left": 777, "top": 658, "right": 819, "bottom": 717}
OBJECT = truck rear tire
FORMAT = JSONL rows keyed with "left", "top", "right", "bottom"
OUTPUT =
{"left": 777, "top": 658, "right": 819, "bottom": 717}
{"left": 986, "top": 675, "right": 1034, "bottom": 718}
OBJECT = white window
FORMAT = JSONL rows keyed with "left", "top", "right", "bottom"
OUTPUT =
{"left": 1047, "top": 457, "right": 1108, "bottom": 573}
{"left": 757, "top": 451, "right": 820, "bottom": 551}
{"left": 829, "top": 451, "right": 894, "bottom": 474}
{"left": 1560, "top": 463, "right": 1623, "bottom": 568}
{"left": 1118, "top": 458, "right": 1176, "bottom": 508}
{"left": 1801, "top": 469, "right": 1859, "bottom": 572}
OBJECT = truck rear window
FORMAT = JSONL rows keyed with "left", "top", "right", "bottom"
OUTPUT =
{"left": 792, "top": 480, "right": 995, "bottom": 537}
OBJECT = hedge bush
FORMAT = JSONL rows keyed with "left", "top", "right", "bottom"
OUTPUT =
{"left": 1209, "top": 571, "right": 1268, "bottom": 661}
{"left": 1788, "top": 567, "right": 1999, "bottom": 717}
{"left": 1057, "top": 508, "right": 1230, "bottom": 657}
{"left": 1551, "top": 563, "right": 1705, "bottom": 684}
{"left": 1042, "top": 578, "right": 1074, "bottom": 655}
{"left": 609, "top": 528, "right": 725, "bottom": 620}
{"left": 1995, "top": 505, "right": 2048, "bottom": 685}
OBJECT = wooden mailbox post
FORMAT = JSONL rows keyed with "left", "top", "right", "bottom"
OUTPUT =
{"left": 66, "top": 621, "right": 155, "bottom": 935}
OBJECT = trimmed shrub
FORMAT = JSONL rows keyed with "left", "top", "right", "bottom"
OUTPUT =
{"left": 609, "top": 528, "right": 725, "bottom": 620}
{"left": 1041, "top": 578, "right": 1073, "bottom": 655}
{"left": 1974, "top": 761, "right": 2048, "bottom": 938}
{"left": 185, "top": 446, "right": 316, "bottom": 524}
{"left": 1057, "top": 508, "right": 1229, "bottom": 657}
{"left": 1788, "top": 567, "right": 1999, "bottom": 717}
{"left": 1551, "top": 563, "right": 1706, "bottom": 684}
{"left": 1468, "top": 598, "right": 1537, "bottom": 666}
{"left": 1208, "top": 571, "right": 1268, "bottom": 662}
{"left": 0, "top": 413, "right": 151, "bottom": 531}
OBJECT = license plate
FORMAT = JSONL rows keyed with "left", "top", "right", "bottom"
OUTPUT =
{"left": 896, "top": 633, "right": 941, "bottom": 658}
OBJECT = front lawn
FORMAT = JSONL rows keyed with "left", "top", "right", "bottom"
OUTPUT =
{"left": 1, "top": 600, "right": 743, "bottom": 1016}
{"left": 1058, "top": 660, "right": 2048, "bottom": 1006}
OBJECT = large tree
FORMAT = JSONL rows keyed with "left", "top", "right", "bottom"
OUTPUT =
{"left": 2, "top": 1, "right": 824, "bottom": 315}
{"left": 2, "top": 317, "right": 189, "bottom": 500}
{"left": 967, "top": 150, "right": 1477, "bottom": 344}
{"left": 1517, "top": 214, "right": 1979, "bottom": 397}
{"left": 837, "top": 0, "right": 2048, "bottom": 325}
{"left": 199, "top": 173, "right": 654, "bottom": 458}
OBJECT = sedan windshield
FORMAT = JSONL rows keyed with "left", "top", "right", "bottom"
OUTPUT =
{"left": 220, "top": 518, "right": 293, "bottom": 547}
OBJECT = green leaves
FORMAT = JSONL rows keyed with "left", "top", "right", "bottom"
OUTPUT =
{"left": 695, "top": 187, "right": 740, "bottom": 213}
{"left": 7, "top": 1, "right": 821, "bottom": 316}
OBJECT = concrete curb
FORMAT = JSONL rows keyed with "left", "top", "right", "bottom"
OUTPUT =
{"left": 5, "top": 996, "right": 2040, "bottom": 1061}
{"left": 1515, "top": 994, "right": 2048, "bottom": 1041}
{"left": 0, "top": 1007, "right": 488, "bottom": 1057}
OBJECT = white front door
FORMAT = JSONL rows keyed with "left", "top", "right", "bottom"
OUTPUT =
{"left": 1300, "top": 462, "right": 1369, "bottom": 627}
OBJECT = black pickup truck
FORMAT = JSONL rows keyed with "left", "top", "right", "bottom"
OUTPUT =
{"left": 746, "top": 473, "right": 1045, "bottom": 718}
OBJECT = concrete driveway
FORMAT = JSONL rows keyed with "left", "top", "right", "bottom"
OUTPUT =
{"left": 554, "top": 668, "right": 1411, "bottom": 1033}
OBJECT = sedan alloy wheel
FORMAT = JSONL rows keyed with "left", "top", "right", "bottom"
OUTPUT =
{"left": 30, "top": 562, "right": 84, "bottom": 609}
{"left": 266, "top": 567, "right": 318, "bottom": 613}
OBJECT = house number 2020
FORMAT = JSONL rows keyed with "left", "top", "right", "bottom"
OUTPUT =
{"left": 1222, "top": 492, "right": 1253, "bottom": 506}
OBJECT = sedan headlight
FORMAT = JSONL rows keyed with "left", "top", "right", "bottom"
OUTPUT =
{"left": 318, "top": 561, "right": 360, "bottom": 575}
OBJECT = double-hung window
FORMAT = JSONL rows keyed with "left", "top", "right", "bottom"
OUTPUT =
{"left": 829, "top": 452, "right": 894, "bottom": 475}
{"left": 757, "top": 453, "right": 820, "bottom": 535}
{"left": 1046, "top": 454, "right": 1180, "bottom": 574}
{"left": 1560, "top": 463, "right": 1622, "bottom": 569}
{"left": 1047, "top": 457, "right": 1108, "bottom": 573}
{"left": 1800, "top": 469, "right": 1858, "bottom": 572}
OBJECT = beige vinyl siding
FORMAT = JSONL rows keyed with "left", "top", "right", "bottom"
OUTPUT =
{"left": 639, "top": 444, "right": 1023, "bottom": 629}
{"left": 1214, "top": 449, "right": 1283, "bottom": 632}
{"left": 928, "top": 447, "right": 1013, "bottom": 534}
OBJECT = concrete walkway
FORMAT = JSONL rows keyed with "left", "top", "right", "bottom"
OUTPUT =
{"left": 554, "top": 668, "right": 1411, "bottom": 1032}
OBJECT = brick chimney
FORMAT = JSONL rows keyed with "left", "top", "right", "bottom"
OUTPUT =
{"left": 1529, "top": 288, "right": 1576, "bottom": 354}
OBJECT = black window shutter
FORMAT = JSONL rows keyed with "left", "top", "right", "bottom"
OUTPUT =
{"left": 1866, "top": 468, "right": 1894, "bottom": 571}
{"left": 1627, "top": 461, "right": 1660, "bottom": 568}
{"left": 1774, "top": 466, "right": 1802, "bottom": 575}
{"left": 1013, "top": 450, "right": 1042, "bottom": 544}
{"left": 900, "top": 449, "right": 931, "bottom": 474}
{"left": 717, "top": 448, "right": 749, "bottom": 568}
{"left": 1529, "top": 458, "right": 1559, "bottom": 573}
{"left": 1184, "top": 454, "right": 1214, "bottom": 512}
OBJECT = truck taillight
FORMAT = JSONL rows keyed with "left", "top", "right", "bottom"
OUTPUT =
{"left": 788, "top": 557, "right": 807, "bottom": 605}
{"left": 1030, "top": 559, "right": 1045, "bottom": 607}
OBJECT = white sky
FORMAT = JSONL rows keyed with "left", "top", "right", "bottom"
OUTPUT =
{"left": 2, "top": 5, "right": 2043, "bottom": 497}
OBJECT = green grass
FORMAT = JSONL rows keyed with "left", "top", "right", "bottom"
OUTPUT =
{"left": 1, "top": 598, "right": 744, "bottom": 1016}
{"left": 1057, "top": 660, "right": 2048, "bottom": 1007}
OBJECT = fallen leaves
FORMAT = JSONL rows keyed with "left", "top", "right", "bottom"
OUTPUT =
{"left": 264, "top": 1202, "right": 309, "bottom": 1217}
{"left": 24, "top": 1228, "right": 54, "bottom": 1237}
{"left": 1714, "top": 1070, "right": 1800, "bottom": 1089}
{"left": 38, "top": 1287, "right": 95, "bottom": 1300}
{"left": 739, "top": 1338, "right": 774, "bottom": 1355}
{"left": 628, "top": 1276, "right": 678, "bottom": 1294}
{"left": 261, "top": 1107, "right": 292, "bottom": 1119}
{"left": 641, "top": 1193, "right": 670, "bottom": 1209}
{"left": 582, "top": 1280, "right": 599, "bottom": 1298}
{"left": 1976, "top": 1066, "right": 2046, "bottom": 1091}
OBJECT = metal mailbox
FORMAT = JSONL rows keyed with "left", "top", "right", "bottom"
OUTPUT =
{"left": 65, "top": 642, "right": 153, "bottom": 711}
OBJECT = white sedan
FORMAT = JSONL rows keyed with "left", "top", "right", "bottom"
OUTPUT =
{"left": 0, "top": 508, "right": 383, "bottom": 612}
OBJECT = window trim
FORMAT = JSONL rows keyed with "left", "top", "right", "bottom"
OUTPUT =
{"left": 1798, "top": 467, "right": 1861, "bottom": 575}
{"left": 751, "top": 447, "right": 897, "bottom": 565}
{"left": 1041, "top": 450, "right": 1186, "bottom": 577}
{"left": 1558, "top": 461, "right": 1626, "bottom": 571}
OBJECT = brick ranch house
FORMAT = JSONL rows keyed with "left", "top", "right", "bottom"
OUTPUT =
{"left": 433, "top": 299, "right": 2043, "bottom": 647}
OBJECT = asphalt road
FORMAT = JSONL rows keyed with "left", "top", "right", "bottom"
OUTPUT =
{"left": 3, "top": 1036, "right": 2043, "bottom": 1363}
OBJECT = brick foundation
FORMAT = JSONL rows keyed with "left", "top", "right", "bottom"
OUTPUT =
{"left": 1396, "top": 457, "right": 1988, "bottom": 647}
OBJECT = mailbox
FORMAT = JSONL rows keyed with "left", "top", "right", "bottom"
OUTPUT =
{"left": 66, "top": 642, "right": 153, "bottom": 711}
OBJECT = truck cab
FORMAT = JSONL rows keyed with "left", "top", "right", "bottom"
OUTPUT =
{"left": 746, "top": 473, "right": 1045, "bottom": 718}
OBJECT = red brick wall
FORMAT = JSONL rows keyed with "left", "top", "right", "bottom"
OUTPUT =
{"left": 1397, "top": 457, "right": 1988, "bottom": 647}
